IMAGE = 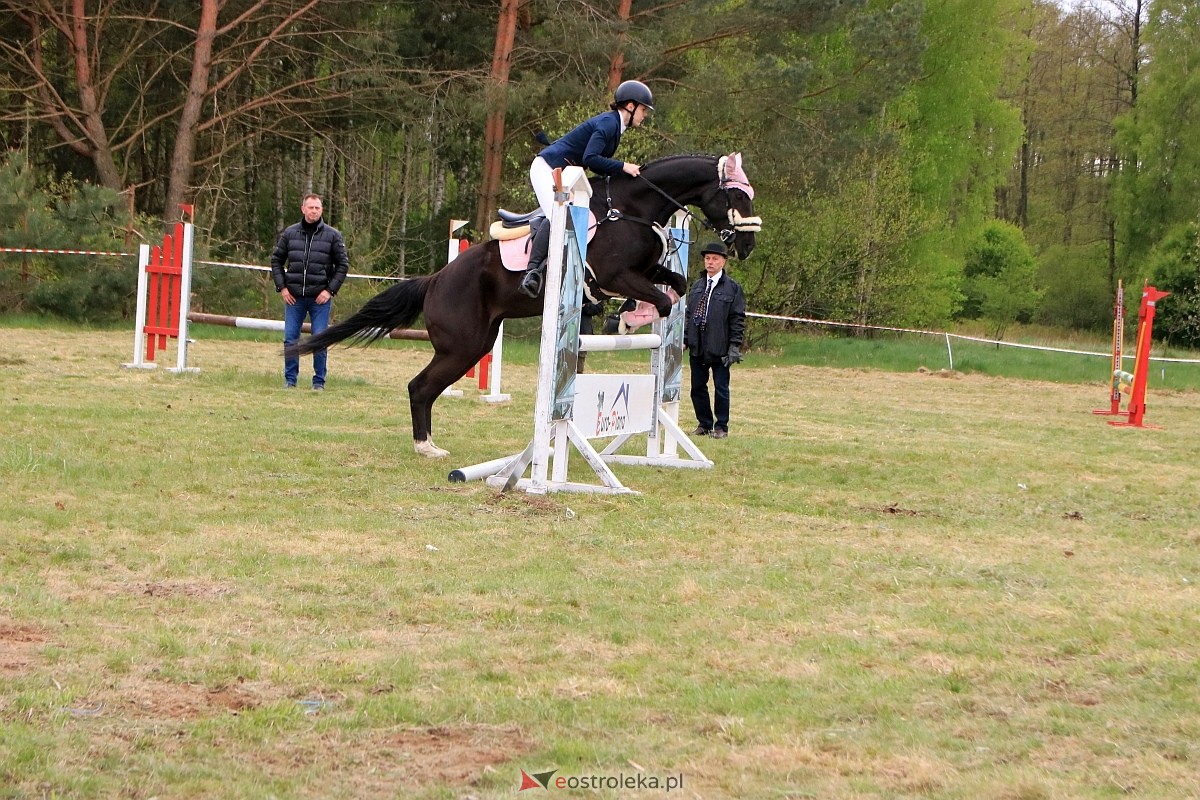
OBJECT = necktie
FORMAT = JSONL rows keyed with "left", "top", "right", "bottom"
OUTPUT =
{"left": 693, "top": 279, "right": 714, "bottom": 325}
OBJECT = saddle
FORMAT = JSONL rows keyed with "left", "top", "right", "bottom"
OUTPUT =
{"left": 489, "top": 208, "right": 545, "bottom": 241}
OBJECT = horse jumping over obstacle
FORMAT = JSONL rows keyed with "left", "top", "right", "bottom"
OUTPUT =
{"left": 287, "top": 152, "right": 760, "bottom": 458}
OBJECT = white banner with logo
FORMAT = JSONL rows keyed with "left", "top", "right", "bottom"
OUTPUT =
{"left": 572, "top": 374, "right": 657, "bottom": 439}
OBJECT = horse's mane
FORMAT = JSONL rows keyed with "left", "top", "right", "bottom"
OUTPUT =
{"left": 605, "top": 152, "right": 725, "bottom": 208}
{"left": 642, "top": 153, "right": 718, "bottom": 170}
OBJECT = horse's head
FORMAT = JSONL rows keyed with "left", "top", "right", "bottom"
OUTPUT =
{"left": 700, "top": 152, "right": 760, "bottom": 260}
{"left": 631, "top": 152, "right": 762, "bottom": 260}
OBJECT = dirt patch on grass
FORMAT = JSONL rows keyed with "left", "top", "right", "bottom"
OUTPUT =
{"left": 917, "top": 366, "right": 961, "bottom": 379}
{"left": 116, "top": 678, "right": 272, "bottom": 718}
{"left": 376, "top": 724, "right": 534, "bottom": 785}
{"left": 63, "top": 676, "right": 534, "bottom": 790}
{"left": 133, "top": 580, "right": 235, "bottom": 600}
{"left": 41, "top": 570, "right": 237, "bottom": 604}
{"left": 480, "top": 491, "right": 569, "bottom": 516}
{"left": 244, "top": 724, "right": 537, "bottom": 797}
{"left": 53, "top": 701, "right": 535, "bottom": 797}
{"left": 57, "top": 676, "right": 285, "bottom": 721}
{"left": 863, "top": 503, "right": 935, "bottom": 517}
{"left": 0, "top": 619, "right": 51, "bottom": 673}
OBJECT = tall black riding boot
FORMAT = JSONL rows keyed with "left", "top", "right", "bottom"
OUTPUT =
{"left": 518, "top": 219, "right": 551, "bottom": 298}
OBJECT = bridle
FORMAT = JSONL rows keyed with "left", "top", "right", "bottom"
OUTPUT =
{"left": 597, "top": 166, "right": 761, "bottom": 247}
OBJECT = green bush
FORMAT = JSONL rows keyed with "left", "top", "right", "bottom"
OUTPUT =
{"left": 1035, "top": 242, "right": 1115, "bottom": 332}
{"left": 1147, "top": 222, "right": 1200, "bottom": 348}
{"left": 958, "top": 220, "right": 1042, "bottom": 338}
{"left": 0, "top": 153, "right": 138, "bottom": 322}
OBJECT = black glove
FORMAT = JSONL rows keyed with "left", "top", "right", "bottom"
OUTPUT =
{"left": 722, "top": 344, "right": 743, "bottom": 367}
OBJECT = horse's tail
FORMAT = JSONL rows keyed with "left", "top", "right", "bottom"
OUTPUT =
{"left": 286, "top": 276, "right": 432, "bottom": 357}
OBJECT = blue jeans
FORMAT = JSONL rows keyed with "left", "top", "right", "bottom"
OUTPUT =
{"left": 689, "top": 353, "right": 731, "bottom": 431}
{"left": 283, "top": 296, "right": 332, "bottom": 387}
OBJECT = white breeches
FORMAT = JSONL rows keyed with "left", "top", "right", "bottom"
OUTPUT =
{"left": 529, "top": 156, "right": 557, "bottom": 218}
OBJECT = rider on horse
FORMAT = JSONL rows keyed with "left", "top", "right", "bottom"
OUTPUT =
{"left": 519, "top": 80, "right": 655, "bottom": 299}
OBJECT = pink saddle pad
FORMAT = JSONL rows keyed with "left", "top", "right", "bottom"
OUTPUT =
{"left": 498, "top": 211, "right": 598, "bottom": 272}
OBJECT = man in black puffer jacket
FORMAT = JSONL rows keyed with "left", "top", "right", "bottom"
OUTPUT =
{"left": 271, "top": 193, "right": 350, "bottom": 390}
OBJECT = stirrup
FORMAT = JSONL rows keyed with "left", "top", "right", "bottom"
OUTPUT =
{"left": 519, "top": 268, "right": 544, "bottom": 298}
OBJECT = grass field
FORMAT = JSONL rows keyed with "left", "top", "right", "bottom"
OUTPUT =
{"left": 2, "top": 322, "right": 1199, "bottom": 799}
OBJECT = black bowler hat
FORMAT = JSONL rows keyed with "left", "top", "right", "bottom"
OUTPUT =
{"left": 699, "top": 242, "right": 728, "bottom": 258}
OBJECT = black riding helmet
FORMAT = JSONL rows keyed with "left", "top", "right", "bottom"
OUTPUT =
{"left": 613, "top": 80, "right": 654, "bottom": 112}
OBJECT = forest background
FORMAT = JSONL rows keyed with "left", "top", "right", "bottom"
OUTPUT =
{"left": 1, "top": 0, "right": 1198, "bottom": 345}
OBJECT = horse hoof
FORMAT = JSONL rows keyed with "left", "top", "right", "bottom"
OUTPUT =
{"left": 414, "top": 440, "right": 450, "bottom": 459}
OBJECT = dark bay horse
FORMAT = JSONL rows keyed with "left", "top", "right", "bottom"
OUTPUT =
{"left": 288, "top": 152, "right": 760, "bottom": 458}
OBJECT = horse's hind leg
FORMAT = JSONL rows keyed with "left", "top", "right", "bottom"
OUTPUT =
{"left": 408, "top": 355, "right": 468, "bottom": 458}
{"left": 408, "top": 340, "right": 496, "bottom": 459}
{"left": 410, "top": 245, "right": 504, "bottom": 459}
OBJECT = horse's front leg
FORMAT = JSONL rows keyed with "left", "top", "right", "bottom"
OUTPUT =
{"left": 595, "top": 263, "right": 677, "bottom": 319}
{"left": 634, "top": 285, "right": 675, "bottom": 319}
{"left": 648, "top": 264, "right": 687, "bottom": 298}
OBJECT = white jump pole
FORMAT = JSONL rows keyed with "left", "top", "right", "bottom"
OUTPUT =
{"left": 481, "top": 321, "right": 511, "bottom": 403}
{"left": 198, "top": 315, "right": 288, "bottom": 332}
{"left": 578, "top": 333, "right": 662, "bottom": 351}
{"left": 169, "top": 222, "right": 199, "bottom": 374}
{"left": 448, "top": 455, "right": 518, "bottom": 483}
{"left": 123, "top": 243, "right": 153, "bottom": 369}
{"left": 444, "top": 218, "right": 510, "bottom": 402}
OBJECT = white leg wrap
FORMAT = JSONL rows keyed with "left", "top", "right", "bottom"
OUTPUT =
{"left": 414, "top": 439, "right": 450, "bottom": 459}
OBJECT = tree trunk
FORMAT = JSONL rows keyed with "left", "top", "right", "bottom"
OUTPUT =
{"left": 1129, "top": 0, "right": 1142, "bottom": 107}
{"left": 274, "top": 158, "right": 285, "bottom": 234}
{"left": 476, "top": 0, "right": 521, "bottom": 235}
{"left": 243, "top": 133, "right": 257, "bottom": 245}
{"left": 400, "top": 128, "right": 412, "bottom": 278}
{"left": 1015, "top": 1, "right": 1032, "bottom": 230}
{"left": 309, "top": 141, "right": 317, "bottom": 195}
{"left": 67, "top": 0, "right": 122, "bottom": 191}
{"left": 607, "top": 0, "right": 634, "bottom": 92}
{"left": 163, "top": 0, "right": 218, "bottom": 223}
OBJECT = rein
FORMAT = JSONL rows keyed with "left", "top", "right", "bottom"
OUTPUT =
{"left": 634, "top": 174, "right": 720, "bottom": 235}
